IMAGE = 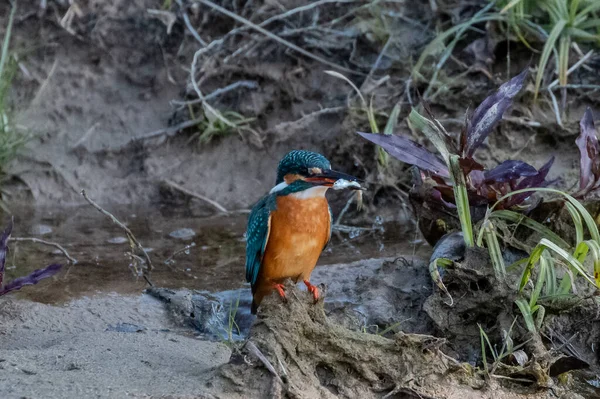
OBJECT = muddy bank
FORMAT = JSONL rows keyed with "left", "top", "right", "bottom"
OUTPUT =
{"left": 0, "top": 294, "right": 231, "bottom": 399}
{"left": 2, "top": 0, "right": 597, "bottom": 210}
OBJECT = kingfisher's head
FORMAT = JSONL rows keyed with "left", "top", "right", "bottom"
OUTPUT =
{"left": 272, "top": 150, "right": 362, "bottom": 194}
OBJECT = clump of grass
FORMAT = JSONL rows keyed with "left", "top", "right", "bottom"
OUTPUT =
{"left": 186, "top": 103, "right": 255, "bottom": 145}
{"left": 226, "top": 295, "right": 241, "bottom": 345}
{"left": 0, "top": 2, "right": 29, "bottom": 174}
{"left": 414, "top": 0, "right": 600, "bottom": 120}
{"left": 359, "top": 71, "right": 600, "bottom": 340}
{"left": 500, "top": 0, "right": 600, "bottom": 101}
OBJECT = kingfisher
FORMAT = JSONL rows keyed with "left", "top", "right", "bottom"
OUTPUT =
{"left": 245, "top": 150, "right": 363, "bottom": 314}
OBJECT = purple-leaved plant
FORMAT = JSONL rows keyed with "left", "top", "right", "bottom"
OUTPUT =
{"left": 0, "top": 219, "right": 62, "bottom": 296}
{"left": 358, "top": 69, "right": 554, "bottom": 211}
{"left": 574, "top": 108, "right": 600, "bottom": 199}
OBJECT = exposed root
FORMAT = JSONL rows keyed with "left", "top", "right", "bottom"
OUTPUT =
{"left": 209, "top": 284, "right": 491, "bottom": 399}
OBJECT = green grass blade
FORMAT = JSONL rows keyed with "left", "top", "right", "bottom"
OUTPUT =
{"left": 0, "top": 1, "right": 17, "bottom": 80}
{"left": 519, "top": 244, "right": 544, "bottom": 291}
{"left": 489, "top": 210, "right": 569, "bottom": 249}
{"left": 449, "top": 154, "right": 473, "bottom": 247}
{"left": 530, "top": 252, "right": 547, "bottom": 308}
{"left": 540, "top": 238, "right": 596, "bottom": 287}
{"left": 558, "top": 35, "right": 570, "bottom": 86}
{"left": 535, "top": 305, "right": 546, "bottom": 330}
{"left": 483, "top": 219, "right": 506, "bottom": 281}
{"left": 501, "top": 0, "right": 526, "bottom": 14}
{"left": 429, "top": 258, "right": 454, "bottom": 305}
{"left": 543, "top": 251, "right": 557, "bottom": 296}
{"left": 479, "top": 325, "right": 489, "bottom": 373}
{"left": 534, "top": 19, "right": 567, "bottom": 100}
{"left": 575, "top": 3, "right": 600, "bottom": 26}
{"left": 383, "top": 103, "right": 401, "bottom": 136}
{"left": 407, "top": 108, "right": 451, "bottom": 163}
{"left": 581, "top": 240, "right": 600, "bottom": 287}
{"left": 491, "top": 188, "right": 600, "bottom": 244}
{"left": 515, "top": 298, "right": 536, "bottom": 333}
{"left": 565, "top": 201, "right": 584, "bottom": 245}
{"left": 412, "top": 5, "right": 501, "bottom": 79}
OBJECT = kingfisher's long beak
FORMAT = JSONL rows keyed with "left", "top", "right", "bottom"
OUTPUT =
{"left": 305, "top": 169, "right": 364, "bottom": 190}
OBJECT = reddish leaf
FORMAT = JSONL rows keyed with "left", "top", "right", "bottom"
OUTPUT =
{"left": 0, "top": 219, "right": 62, "bottom": 296}
{"left": 484, "top": 160, "right": 538, "bottom": 183}
{"left": 504, "top": 157, "right": 555, "bottom": 208}
{"left": 0, "top": 264, "right": 62, "bottom": 296}
{"left": 357, "top": 132, "right": 450, "bottom": 177}
{"left": 465, "top": 69, "right": 528, "bottom": 157}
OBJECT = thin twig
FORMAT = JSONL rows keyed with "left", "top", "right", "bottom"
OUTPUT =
{"left": 163, "top": 179, "right": 229, "bottom": 213}
{"left": 134, "top": 117, "right": 205, "bottom": 141}
{"left": 334, "top": 193, "right": 355, "bottom": 226}
{"left": 245, "top": 341, "right": 284, "bottom": 385}
{"left": 176, "top": 0, "right": 207, "bottom": 46}
{"left": 10, "top": 237, "right": 77, "bottom": 264}
{"left": 546, "top": 50, "right": 594, "bottom": 91}
{"left": 80, "top": 190, "right": 154, "bottom": 285}
{"left": 164, "top": 242, "right": 196, "bottom": 265}
{"left": 171, "top": 80, "right": 259, "bottom": 108}
{"left": 194, "top": 0, "right": 363, "bottom": 76}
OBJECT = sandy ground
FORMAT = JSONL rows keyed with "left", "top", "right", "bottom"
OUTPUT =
{"left": 0, "top": 294, "right": 231, "bottom": 399}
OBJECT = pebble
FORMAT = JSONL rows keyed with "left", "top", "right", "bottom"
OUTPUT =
{"left": 169, "top": 228, "right": 196, "bottom": 240}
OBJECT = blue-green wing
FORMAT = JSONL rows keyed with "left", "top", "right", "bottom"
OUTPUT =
{"left": 245, "top": 195, "right": 276, "bottom": 290}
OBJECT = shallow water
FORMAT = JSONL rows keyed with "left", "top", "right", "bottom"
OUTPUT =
{"left": 4, "top": 204, "right": 428, "bottom": 304}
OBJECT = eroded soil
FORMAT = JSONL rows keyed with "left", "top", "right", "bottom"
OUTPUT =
{"left": 2, "top": 0, "right": 600, "bottom": 398}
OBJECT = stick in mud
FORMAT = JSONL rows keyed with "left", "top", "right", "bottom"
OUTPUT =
{"left": 163, "top": 179, "right": 229, "bottom": 213}
{"left": 80, "top": 190, "right": 154, "bottom": 286}
{"left": 9, "top": 237, "right": 77, "bottom": 264}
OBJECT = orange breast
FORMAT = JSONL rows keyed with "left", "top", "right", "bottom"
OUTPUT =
{"left": 260, "top": 195, "right": 330, "bottom": 284}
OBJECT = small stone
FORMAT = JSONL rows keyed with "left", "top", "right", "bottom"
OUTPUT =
{"left": 30, "top": 224, "right": 53, "bottom": 236}
{"left": 107, "top": 236, "right": 128, "bottom": 244}
{"left": 169, "top": 228, "right": 196, "bottom": 239}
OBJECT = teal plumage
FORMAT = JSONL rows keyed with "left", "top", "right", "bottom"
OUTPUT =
{"left": 245, "top": 150, "right": 359, "bottom": 314}
{"left": 245, "top": 194, "right": 276, "bottom": 290}
{"left": 245, "top": 180, "right": 332, "bottom": 291}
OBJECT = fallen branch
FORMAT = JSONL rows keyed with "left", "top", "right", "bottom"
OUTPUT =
{"left": 10, "top": 237, "right": 77, "bottom": 264}
{"left": 163, "top": 179, "right": 229, "bottom": 213}
{"left": 81, "top": 190, "right": 154, "bottom": 286}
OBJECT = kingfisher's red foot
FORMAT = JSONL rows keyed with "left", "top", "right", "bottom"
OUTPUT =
{"left": 273, "top": 283, "right": 287, "bottom": 302}
{"left": 304, "top": 280, "right": 319, "bottom": 303}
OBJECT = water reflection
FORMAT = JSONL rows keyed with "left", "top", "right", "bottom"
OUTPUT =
{"left": 5, "top": 204, "right": 425, "bottom": 303}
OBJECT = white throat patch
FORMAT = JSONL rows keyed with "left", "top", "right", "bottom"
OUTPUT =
{"left": 290, "top": 185, "right": 329, "bottom": 199}
{"left": 269, "top": 181, "right": 288, "bottom": 194}
{"left": 269, "top": 182, "right": 329, "bottom": 199}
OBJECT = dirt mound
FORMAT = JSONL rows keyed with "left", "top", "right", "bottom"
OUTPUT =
{"left": 206, "top": 284, "right": 576, "bottom": 399}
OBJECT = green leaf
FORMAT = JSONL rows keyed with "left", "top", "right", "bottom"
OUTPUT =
{"left": 565, "top": 201, "right": 584, "bottom": 245}
{"left": 489, "top": 210, "right": 569, "bottom": 249}
{"left": 515, "top": 298, "right": 537, "bottom": 333}
{"left": 408, "top": 108, "right": 451, "bottom": 164}
{"left": 539, "top": 238, "right": 596, "bottom": 287}
{"left": 491, "top": 188, "right": 600, "bottom": 245}
{"left": 429, "top": 257, "right": 454, "bottom": 306}
{"left": 449, "top": 155, "right": 473, "bottom": 247}
{"left": 530, "top": 252, "right": 547, "bottom": 308}
{"left": 383, "top": 103, "right": 401, "bottom": 136}
{"left": 534, "top": 19, "right": 567, "bottom": 100}
{"left": 482, "top": 219, "right": 506, "bottom": 281}
{"left": 519, "top": 244, "right": 544, "bottom": 291}
{"left": 0, "top": 0, "right": 16, "bottom": 81}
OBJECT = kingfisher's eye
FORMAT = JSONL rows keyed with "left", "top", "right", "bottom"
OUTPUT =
{"left": 308, "top": 167, "right": 322, "bottom": 175}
